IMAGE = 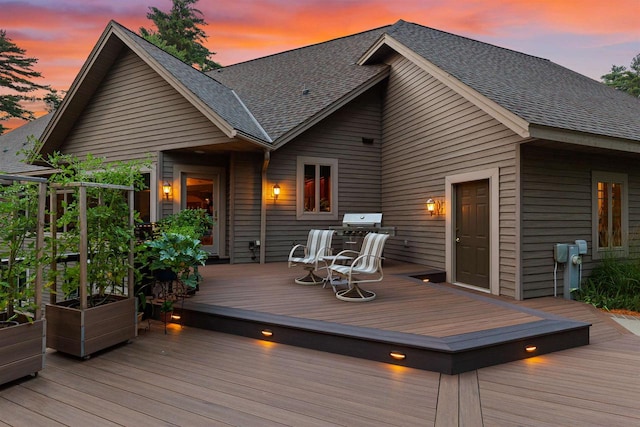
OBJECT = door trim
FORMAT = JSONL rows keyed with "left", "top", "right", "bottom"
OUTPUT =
{"left": 445, "top": 168, "right": 499, "bottom": 295}
{"left": 172, "top": 164, "right": 227, "bottom": 258}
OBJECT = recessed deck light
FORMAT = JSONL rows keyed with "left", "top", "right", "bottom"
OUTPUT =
{"left": 390, "top": 351, "right": 406, "bottom": 360}
{"left": 261, "top": 329, "right": 273, "bottom": 337}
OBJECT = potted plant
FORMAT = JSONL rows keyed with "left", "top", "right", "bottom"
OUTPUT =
{"left": 137, "top": 210, "right": 209, "bottom": 333}
{"left": 0, "top": 174, "right": 47, "bottom": 385}
{"left": 153, "top": 208, "right": 212, "bottom": 292}
{"left": 39, "top": 153, "right": 148, "bottom": 358}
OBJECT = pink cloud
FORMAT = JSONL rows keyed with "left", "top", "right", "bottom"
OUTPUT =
{"left": 1, "top": 0, "right": 638, "bottom": 133}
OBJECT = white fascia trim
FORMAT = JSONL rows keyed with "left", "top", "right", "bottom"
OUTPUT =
{"left": 357, "top": 33, "right": 389, "bottom": 65}
{"left": 39, "top": 24, "right": 118, "bottom": 146}
{"left": 230, "top": 89, "right": 273, "bottom": 143}
{"left": 364, "top": 35, "right": 531, "bottom": 139}
{"left": 114, "top": 27, "right": 238, "bottom": 139}
{"left": 529, "top": 126, "right": 640, "bottom": 153}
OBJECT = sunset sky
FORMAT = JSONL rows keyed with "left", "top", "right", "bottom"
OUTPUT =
{"left": 1, "top": 0, "right": 639, "bottom": 132}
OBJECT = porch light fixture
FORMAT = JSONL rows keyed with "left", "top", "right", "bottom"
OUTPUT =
{"left": 272, "top": 184, "right": 281, "bottom": 200}
{"left": 261, "top": 329, "right": 273, "bottom": 337}
{"left": 389, "top": 351, "right": 406, "bottom": 360}
{"left": 525, "top": 345, "right": 537, "bottom": 353}
{"left": 426, "top": 198, "right": 442, "bottom": 216}
{"left": 162, "top": 181, "right": 172, "bottom": 200}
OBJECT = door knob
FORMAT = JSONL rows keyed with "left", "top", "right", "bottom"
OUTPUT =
{"left": 455, "top": 237, "right": 461, "bottom": 243}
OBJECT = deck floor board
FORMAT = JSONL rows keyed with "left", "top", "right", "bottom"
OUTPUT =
{"left": 1, "top": 261, "right": 637, "bottom": 425}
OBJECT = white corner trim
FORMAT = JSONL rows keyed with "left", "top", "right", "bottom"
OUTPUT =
{"left": 445, "top": 168, "right": 500, "bottom": 295}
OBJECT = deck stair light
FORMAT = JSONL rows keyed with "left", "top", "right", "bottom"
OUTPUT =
{"left": 390, "top": 351, "right": 406, "bottom": 360}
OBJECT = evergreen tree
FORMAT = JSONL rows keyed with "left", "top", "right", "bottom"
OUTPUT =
{"left": 140, "top": 0, "right": 220, "bottom": 71}
{"left": 43, "top": 88, "right": 65, "bottom": 113}
{"left": 601, "top": 53, "right": 640, "bottom": 97}
{"left": 0, "top": 29, "right": 49, "bottom": 134}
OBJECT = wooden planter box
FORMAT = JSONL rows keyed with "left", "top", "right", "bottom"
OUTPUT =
{"left": 46, "top": 295, "right": 136, "bottom": 358}
{"left": 0, "top": 317, "right": 46, "bottom": 385}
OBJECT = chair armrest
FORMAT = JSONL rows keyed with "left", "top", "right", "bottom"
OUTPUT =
{"left": 288, "top": 244, "right": 308, "bottom": 260}
{"left": 329, "top": 250, "right": 360, "bottom": 266}
{"left": 313, "top": 245, "right": 333, "bottom": 260}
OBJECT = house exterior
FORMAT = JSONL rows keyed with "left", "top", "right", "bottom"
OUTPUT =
{"left": 2, "top": 19, "right": 639, "bottom": 300}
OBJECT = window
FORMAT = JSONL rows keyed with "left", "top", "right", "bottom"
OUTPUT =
{"left": 134, "top": 173, "right": 151, "bottom": 223}
{"left": 592, "top": 171, "right": 628, "bottom": 259}
{"left": 297, "top": 156, "right": 338, "bottom": 220}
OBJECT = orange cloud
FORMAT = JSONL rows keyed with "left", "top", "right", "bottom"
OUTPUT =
{"left": 1, "top": 0, "right": 638, "bottom": 134}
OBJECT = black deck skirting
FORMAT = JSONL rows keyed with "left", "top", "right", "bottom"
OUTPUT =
{"left": 165, "top": 300, "right": 590, "bottom": 375}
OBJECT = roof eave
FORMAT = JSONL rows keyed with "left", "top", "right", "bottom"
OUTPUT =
{"left": 272, "top": 68, "right": 390, "bottom": 149}
{"left": 529, "top": 125, "right": 640, "bottom": 153}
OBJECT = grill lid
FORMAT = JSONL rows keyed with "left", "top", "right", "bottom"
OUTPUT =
{"left": 342, "top": 213, "right": 382, "bottom": 227}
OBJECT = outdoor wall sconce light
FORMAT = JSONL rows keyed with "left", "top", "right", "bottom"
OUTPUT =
{"left": 261, "top": 329, "right": 273, "bottom": 337}
{"left": 162, "top": 181, "right": 172, "bottom": 200}
{"left": 389, "top": 351, "right": 406, "bottom": 361}
{"left": 426, "top": 198, "right": 442, "bottom": 216}
{"left": 272, "top": 184, "right": 281, "bottom": 201}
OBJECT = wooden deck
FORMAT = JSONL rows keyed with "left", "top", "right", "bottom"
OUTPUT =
{"left": 174, "top": 261, "right": 589, "bottom": 374}
{"left": 1, "top": 262, "right": 638, "bottom": 425}
{"left": 0, "top": 303, "right": 638, "bottom": 425}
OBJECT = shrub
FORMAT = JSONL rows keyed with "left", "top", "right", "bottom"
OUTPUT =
{"left": 575, "top": 256, "right": 640, "bottom": 312}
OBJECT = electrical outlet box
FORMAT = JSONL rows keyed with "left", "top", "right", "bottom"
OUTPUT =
{"left": 575, "top": 239, "right": 588, "bottom": 255}
{"left": 554, "top": 243, "right": 568, "bottom": 263}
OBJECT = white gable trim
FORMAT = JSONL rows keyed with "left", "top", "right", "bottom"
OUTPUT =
{"left": 359, "top": 34, "right": 531, "bottom": 139}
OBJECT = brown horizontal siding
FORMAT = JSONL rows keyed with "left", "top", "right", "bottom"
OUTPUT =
{"left": 265, "top": 88, "right": 384, "bottom": 261}
{"left": 62, "top": 48, "right": 231, "bottom": 162}
{"left": 231, "top": 152, "right": 262, "bottom": 263}
{"left": 381, "top": 54, "right": 520, "bottom": 295}
{"left": 521, "top": 144, "right": 640, "bottom": 298}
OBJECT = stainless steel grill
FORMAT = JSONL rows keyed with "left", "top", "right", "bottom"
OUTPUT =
{"left": 331, "top": 213, "right": 396, "bottom": 236}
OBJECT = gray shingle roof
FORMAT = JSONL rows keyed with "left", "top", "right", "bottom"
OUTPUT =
{"left": 208, "top": 27, "right": 390, "bottom": 141}
{"left": 0, "top": 114, "right": 53, "bottom": 174}
{"left": 114, "top": 22, "right": 271, "bottom": 143}
{"left": 387, "top": 20, "right": 640, "bottom": 142}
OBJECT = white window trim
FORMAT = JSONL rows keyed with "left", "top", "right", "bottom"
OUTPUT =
{"left": 296, "top": 156, "right": 339, "bottom": 220}
{"left": 592, "top": 171, "right": 628, "bottom": 260}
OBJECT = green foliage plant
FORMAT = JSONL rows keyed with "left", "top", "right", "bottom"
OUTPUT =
{"left": 601, "top": 53, "right": 640, "bottom": 97}
{"left": 0, "top": 29, "right": 51, "bottom": 134}
{"left": 37, "top": 152, "right": 149, "bottom": 305}
{"left": 143, "top": 232, "right": 208, "bottom": 290}
{"left": 154, "top": 207, "right": 213, "bottom": 239}
{"left": 0, "top": 177, "right": 46, "bottom": 321}
{"left": 574, "top": 247, "right": 640, "bottom": 312}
